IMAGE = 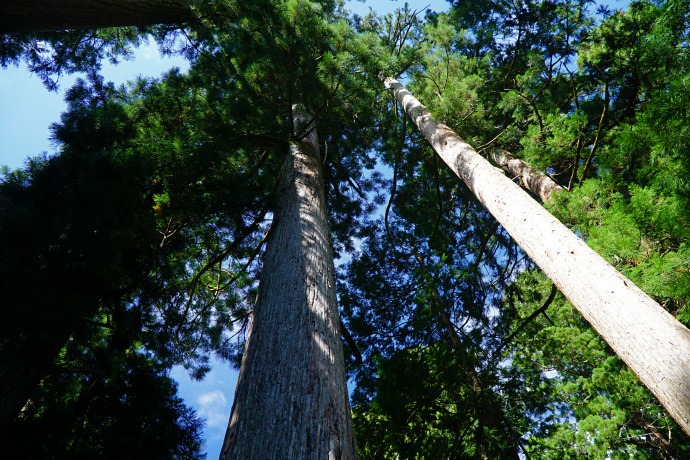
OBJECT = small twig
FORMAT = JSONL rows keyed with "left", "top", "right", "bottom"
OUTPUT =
{"left": 340, "top": 317, "right": 363, "bottom": 365}
{"left": 471, "top": 221, "right": 500, "bottom": 272}
{"left": 579, "top": 80, "right": 609, "bottom": 185}
{"left": 495, "top": 283, "right": 558, "bottom": 356}
{"left": 567, "top": 125, "right": 584, "bottom": 190}
{"left": 385, "top": 106, "right": 406, "bottom": 233}
{"left": 475, "top": 126, "right": 507, "bottom": 154}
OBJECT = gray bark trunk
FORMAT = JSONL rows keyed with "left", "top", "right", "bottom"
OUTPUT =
{"left": 383, "top": 76, "right": 690, "bottom": 436}
{"left": 220, "top": 107, "right": 356, "bottom": 459}
{"left": 489, "top": 149, "right": 563, "bottom": 203}
{"left": 0, "top": 0, "right": 193, "bottom": 34}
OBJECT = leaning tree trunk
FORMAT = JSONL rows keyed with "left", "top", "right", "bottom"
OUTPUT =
{"left": 220, "top": 107, "right": 356, "bottom": 459}
{"left": 383, "top": 76, "right": 690, "bottom": 436}
{"left": 489, "top": 149, "right": 563, "bottom": 203}
{"left": 0, "top": 0, "right": 194, "bottom": 34}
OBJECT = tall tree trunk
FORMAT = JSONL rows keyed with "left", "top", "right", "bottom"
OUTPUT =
{"left": 220, "top": 107, "right": 356, "bottom": 459}
{"left": 489, "top": 149, "right": 563, "bottom": 203}
{"left": 383, "top": 76, "right": 690, "bottom": 436}
{"left": 0, "top": 0, "right": 194, "bottom": 34}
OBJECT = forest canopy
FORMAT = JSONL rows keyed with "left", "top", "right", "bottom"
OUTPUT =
{"left": 1, "top": 0, "right": 689, "bottom": 458}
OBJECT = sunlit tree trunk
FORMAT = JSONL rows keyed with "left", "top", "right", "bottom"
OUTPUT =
{"left": 0, "top": 0, "right": 193, "bottom": 33}
{"left": 384, "top": 76, "right": 690, "bottom": 436}
{"left": 489, "top": 149, "right": 563, "bottom": 203}
{"left": 220, "top": 107, "right": 356, "bottom": 459}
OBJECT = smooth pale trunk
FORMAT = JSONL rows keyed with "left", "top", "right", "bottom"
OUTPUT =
{"left": 0, "top": 0, "right": 193, "bottom": 33}
{"left": 383, "top": 77, "right": 690, "bottom": 436}
{"left": 489, "top": 149, "right": 563, "bottom": 203}
{"left": 220, "top": 109, "right": 356, "bottom": 459}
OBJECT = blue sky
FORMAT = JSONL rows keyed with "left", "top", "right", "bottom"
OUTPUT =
{"left": 0, "top": 0, "right": 627, "bottom": 457}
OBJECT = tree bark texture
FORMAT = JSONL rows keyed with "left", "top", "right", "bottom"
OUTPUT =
{"left": 0, "top": 0, "right": 193, "bottom": 34}
{"left": 489, "top": 149, "right": 563, "bottom": 203}
{"left": 220, "top": 108, "right": 356, "bottom": 459}
{"left": 383, "top": 76, "right": 690, "bottom": 436}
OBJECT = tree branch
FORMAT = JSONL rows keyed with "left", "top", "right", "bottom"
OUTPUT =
{"left": 495, "top": 283, "right": 558, "bottom": 356}
{"left": 339, "top": 318, "right": 363, "bottom": 365}
{"left": 471, "top": 220, "right": 500, "bottom": 272}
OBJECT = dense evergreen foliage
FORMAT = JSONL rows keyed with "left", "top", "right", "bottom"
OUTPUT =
{"left": 1, "top": 0, "right": 689, "bottom": 458}
{"left": 343, "top": 0, "right": 690, "bottom": 458}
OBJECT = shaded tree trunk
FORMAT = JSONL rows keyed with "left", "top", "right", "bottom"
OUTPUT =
{"left": 0, "top": 329, "right": 76, "bottom": 425}
{"left": 435, "top": 297, "right": 519, "bottom": 459}
{"left": 0, "top": 0, "right": 194, "bottom": 34}
{"left": 383, "top": 76, "right": 690, "bottom": 436}
{"left": 437, "top": 304, "right": 520, "bottom": 460}
{"left": 220, "top": 107, "right": 356, "bottom": 459}
{"left": 0, "top": 235, "right": 135, "bottom": 427}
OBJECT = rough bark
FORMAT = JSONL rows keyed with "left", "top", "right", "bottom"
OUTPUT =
{"left": 489, "top": 149, "right": 564, "bottom": 203}
{"left": 383, "top": 76, "right": 690, "bottom": 436}
{"left": 0, "top": 0, "right": 194, "bottom": 34}
{"left": 220, "top": 107, "right": 356, "bottom": 459}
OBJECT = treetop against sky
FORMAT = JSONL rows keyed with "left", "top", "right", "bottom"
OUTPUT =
{"left": 0, "top": 0, "right": 449, "bottom": 172}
